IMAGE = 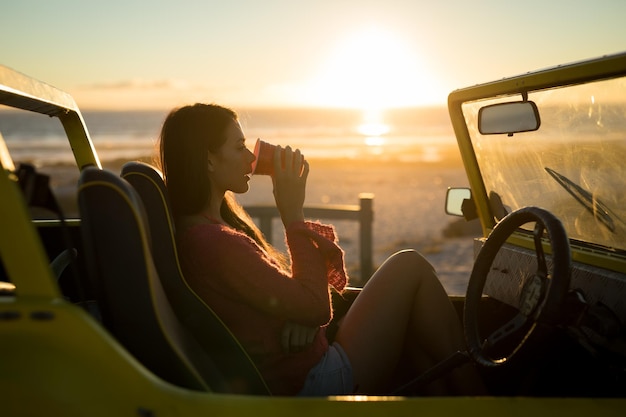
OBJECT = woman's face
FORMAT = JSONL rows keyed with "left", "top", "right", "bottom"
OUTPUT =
{"left": 208, "top": 119, "right": 256, "bottom": 195}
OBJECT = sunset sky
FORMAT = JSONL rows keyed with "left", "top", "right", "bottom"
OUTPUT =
{"left": 2, "top": 0, "right": 625, "bottom": 110}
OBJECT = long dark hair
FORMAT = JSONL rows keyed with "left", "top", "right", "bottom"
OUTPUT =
{"left": 159, "top": 103, "right": 279, "bottom": 260}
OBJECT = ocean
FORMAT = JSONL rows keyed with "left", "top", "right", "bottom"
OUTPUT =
{"left": 0, "top": 106, "right": 457, "bottom": 167}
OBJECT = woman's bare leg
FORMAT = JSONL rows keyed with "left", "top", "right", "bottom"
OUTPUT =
{"left": 334, "top": 249, "right": 481, "bottom": 394}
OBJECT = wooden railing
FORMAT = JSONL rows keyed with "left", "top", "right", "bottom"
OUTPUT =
{"left": 245, "top": 193, "right": 374, "bottom": 281}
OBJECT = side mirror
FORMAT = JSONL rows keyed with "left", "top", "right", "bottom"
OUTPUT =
{"left": 478, "top": 101, "right": 540, "bottom": 135}
{"left": 445, "top": 188, "right": 477, "bottom": 221}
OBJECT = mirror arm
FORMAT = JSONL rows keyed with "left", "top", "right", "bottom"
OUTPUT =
{"left": 461, "top": 197, "right": 479, "bottom": 221}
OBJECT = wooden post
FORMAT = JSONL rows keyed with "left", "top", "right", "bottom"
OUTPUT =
{"left": 358, "top": 193, "right": 374, "bottom": 282}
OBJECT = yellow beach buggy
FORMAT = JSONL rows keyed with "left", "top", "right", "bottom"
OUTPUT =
{"left": 1, "top": 52, "right": 625, "bottom": 416}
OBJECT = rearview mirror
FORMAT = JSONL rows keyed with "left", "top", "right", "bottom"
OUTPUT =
{"left": 445, "top": 188, "right": 477, "bottom": 220}
{"left": 478, "top": 101, "right": 540, "bottom": 135}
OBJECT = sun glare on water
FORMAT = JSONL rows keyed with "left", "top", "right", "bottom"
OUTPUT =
{"left": 357, "top": 108, "right": 389, "bottom": 149}
{"left": 307, "top": 27, "right": 442, "bottom": 110}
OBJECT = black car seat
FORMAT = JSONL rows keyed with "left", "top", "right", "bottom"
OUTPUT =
{"left": 120, "top": 161, "right": 270, "bottom": 395}
{"left": 78, "top": 166, "right": 244, "bottom": 393}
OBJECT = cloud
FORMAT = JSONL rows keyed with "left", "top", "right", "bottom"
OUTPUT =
{"left": 78, "top": 78, "right": 190, "bottom": 91}
{"left": 71, "top": 77, "right": 306, "bottom": 110}
{"left": 71, "top": 78, "right": 224, "bottom": 110}
{"left": 73, "top": 83, "right": 187, "bottom": 110}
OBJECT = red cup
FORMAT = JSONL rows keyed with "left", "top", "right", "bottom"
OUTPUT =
{"left": 252, "top": 139, "right": 285, "bottom": 176}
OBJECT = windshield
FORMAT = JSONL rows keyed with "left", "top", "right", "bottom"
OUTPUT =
{"left": 462, "top": 76, "right": 626, "bottom": 253}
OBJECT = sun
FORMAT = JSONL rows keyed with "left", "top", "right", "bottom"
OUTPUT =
{"left": 306, "top": 28, "right": 443, "bottom": 109}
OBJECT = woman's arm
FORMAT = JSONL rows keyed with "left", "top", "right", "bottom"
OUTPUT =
{"left": 271, "top": 145, "right": 308, "bottom": 227}
{"left": 181, "top": 223, "right": 332, "bottom": 326}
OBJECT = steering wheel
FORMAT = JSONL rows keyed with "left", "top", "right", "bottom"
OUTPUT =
{"left": 464, "top": 206, "right": 571, "bottom": 368}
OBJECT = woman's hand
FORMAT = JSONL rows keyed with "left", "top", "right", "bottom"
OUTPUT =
{"left": 281, "top": 321, "right": 319, "bottom": 353}
{"left": 272, "top": 145, "right": 309, "bottom": 226}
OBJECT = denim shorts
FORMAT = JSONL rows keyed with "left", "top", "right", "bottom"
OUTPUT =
{"left": 297, "top": 342, "right": 354, "bottom": 396}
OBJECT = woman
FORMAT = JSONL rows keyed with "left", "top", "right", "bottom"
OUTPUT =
{"left": 159, "top": 103, "right": 482, "bottom": 396}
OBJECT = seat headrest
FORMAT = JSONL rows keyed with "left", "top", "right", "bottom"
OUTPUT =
{"left": 121, "top": 161, "right": 174, "bottom": 233}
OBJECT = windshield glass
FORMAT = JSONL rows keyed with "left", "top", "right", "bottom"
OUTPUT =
{"left": 462, "top": 75, "right": 626, "bottom": 252}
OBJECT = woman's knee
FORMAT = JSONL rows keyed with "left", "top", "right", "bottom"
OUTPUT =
{"left": 366, "top": 249, "right": 438, "bottom": 291}
{"left": 384, "top": 249, "right": 436, "bottom": 276}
